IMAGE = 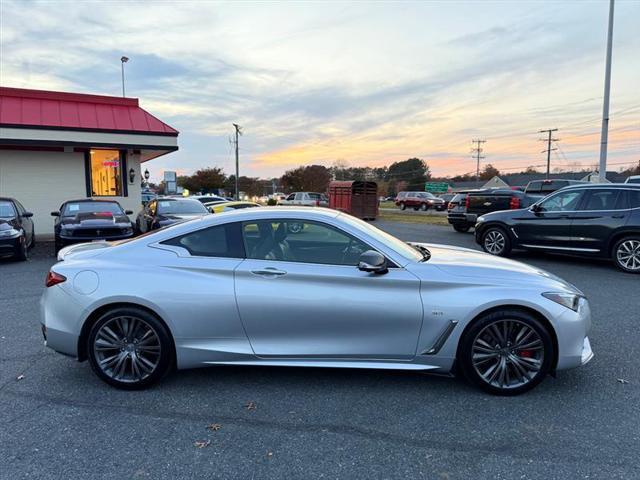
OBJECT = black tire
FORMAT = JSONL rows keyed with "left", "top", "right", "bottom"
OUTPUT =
{"left": 453, "top": 224, "right": 470, "bottom": 233}
{"left": 420, "top": 203, "right": 428, "bottom": 211}
{"left": 399, "top": 203, "right": 406, "bottom": 211}
{"left": 30, "top": 227, "right": 36, "bottom": 249}
{"left": 15, "top": 236, "right": 28, "bottom": 261}
{"left": 87, "top": 307, "right": 173, "bottom": 390}
{"left": 612, "top": 236, "right": 640, "bottom": 274}
{"left": 481, "top": 226, "right": 511, "bottom": 256}
{"left": 458, "top": 309, "right": 555, "bottom": 396}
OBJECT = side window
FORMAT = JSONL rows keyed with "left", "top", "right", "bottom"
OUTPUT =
{"left": 580, "top": 189, "right": 622, "bottom": 211}
{"left": 629, "top": 190, "right": 640, "bottom": 208}
{"left": 539, "top": 191, "right": 583, "bottom": 212}
{"left": 14, "top": 201, "right": 26, "bottom": 215}
{"left": 242, "top": 220, "right": 371, "bottom": 266}
{"left": 161, "top": 223, "right": 244, "bottom": 258}
{"left": 285, "top": 194, "right": 295, "bottom": 201}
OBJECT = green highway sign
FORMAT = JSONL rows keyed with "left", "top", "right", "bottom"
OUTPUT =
{"left": 424, "top": 182, "right": 450, "bottom": 194}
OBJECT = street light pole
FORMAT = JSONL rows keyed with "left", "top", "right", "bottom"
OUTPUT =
{"left": 120, "top": 56, "right": 129, "bottom": 97}
{"left": 598, "top": 0, "right": 615, "bottom": 183}
{"left": 232, "top": 123, "right": 242, "bottom": 200}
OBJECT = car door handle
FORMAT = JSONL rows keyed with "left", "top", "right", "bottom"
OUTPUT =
{"left": 251, "top": 268, "right": 287, "bottom": 277}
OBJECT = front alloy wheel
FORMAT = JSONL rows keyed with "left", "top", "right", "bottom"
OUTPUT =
{"left": 87, "top": 307, "right": 172, "bottom": 389}
{"left": 482, "top": 227, "right": 511, "bottom": 256}
{"left": 613, "top": 237, "right": 640, "bottom": 273}
{"left": 459, "top": 311, "right": 554, "bottom": 395}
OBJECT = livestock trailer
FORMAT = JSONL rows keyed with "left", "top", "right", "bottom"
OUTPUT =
{"left": 328, "top": 181, "right": 378, "bottom": 220}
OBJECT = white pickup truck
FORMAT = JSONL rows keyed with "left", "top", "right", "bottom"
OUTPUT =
{"left": 278, "top": 192, "right": 329, "bottom": 207}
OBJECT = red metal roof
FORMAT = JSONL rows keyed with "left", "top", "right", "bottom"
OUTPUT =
{"left": 0, "top": 87, "right": 178, "bottom": 136}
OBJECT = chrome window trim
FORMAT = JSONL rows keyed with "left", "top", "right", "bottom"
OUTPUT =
{"left": 533, "top": 187, "right": 640, "bottom": 213}
{"left": 520, "top": 244, "right": 600, "bottom": 253}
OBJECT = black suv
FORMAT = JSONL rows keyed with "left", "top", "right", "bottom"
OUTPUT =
{"left": 474, "top": 184, "right": 640, "bottom": 273}
{"left": 0, "top": 197, "right": 35, "bottom": 261}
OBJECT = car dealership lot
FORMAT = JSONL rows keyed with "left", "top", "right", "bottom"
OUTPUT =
{"left": 1, "top": 222, "right": 638, "bottom": 479}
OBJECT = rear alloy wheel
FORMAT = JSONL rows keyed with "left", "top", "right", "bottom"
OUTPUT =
{"left": 459, "top": 310, "right": 554, "bottom": 395}
{"left": 87, "top": 307, "right": 173, "bottom": 389}
{"left": 481, "top": 227, "right": 511, "bottom": 256}
{"left": 613, "top": 237, "right": 640, "bottom": 273}
{"left": 399, "top": 203, "right": 406, "bottom": 210}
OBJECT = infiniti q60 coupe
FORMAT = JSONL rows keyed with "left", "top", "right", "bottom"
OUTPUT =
{"left": 41, "top": 207, "right": 593, "bottom": 395}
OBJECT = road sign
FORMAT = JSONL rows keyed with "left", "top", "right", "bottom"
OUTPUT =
{"left": 424, "top": 182, "right": 449, "bottom": 194}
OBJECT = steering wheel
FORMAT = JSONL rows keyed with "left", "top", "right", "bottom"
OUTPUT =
{"left": 341, "top": 238, "right": 357, "bottom": 265}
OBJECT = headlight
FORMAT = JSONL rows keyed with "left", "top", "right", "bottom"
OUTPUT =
{"left": 542, "top": 292, "right": 584, "bottom": 311}
{"left": 0, "top": 228, "right": 20, "bottom": 238}
{"left": 60, "top": 228, "right": 71, "bottom": 236}
{"left": 476, "top": 216, "right": 486, "bottom": 223}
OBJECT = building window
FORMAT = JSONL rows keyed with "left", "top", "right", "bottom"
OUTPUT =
{"left": 88, "top": 149, "right": 124, "bottom": 196}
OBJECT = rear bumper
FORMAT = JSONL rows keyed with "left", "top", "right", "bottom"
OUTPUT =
{"left": 40, "top": 286, "right": 82, "bottom": 358}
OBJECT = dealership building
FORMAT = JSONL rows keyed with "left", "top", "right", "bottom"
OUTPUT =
{"left": 0, "top": 87, "right": 178, "bottom": 237}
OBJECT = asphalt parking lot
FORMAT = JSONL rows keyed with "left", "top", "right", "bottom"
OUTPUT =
{"left": 1, "top": 222, "right": 638, "bottom": 480}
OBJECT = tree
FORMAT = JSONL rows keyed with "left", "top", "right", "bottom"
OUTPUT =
{"left": 479, "top": 164, "right": 500, "bottom": 181}
{"left": 281, "top": 165, "right": 332, "bottom": 192}
{"left": 386, "top": 158, "right": 430, "bottom": 190}
{"left": 177, "top": 167, "right": 226, "bottom": 193}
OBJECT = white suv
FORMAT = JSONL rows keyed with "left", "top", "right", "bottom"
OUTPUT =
{"left": 278, "top": 192, "right": 328, "bottom": 207}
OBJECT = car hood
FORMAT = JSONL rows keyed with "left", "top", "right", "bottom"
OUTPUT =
{"left": 60, "top": 212, "right": 130, "bottom": 228}
{"left": 0, "top": 218, "right": 19, "bottom": 230}
{"left": 412, "top": 242, "right": 581, "bottom": 293}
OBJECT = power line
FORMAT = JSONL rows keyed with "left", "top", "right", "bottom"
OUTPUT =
{"left": 539, "top": 128, "right": 558, "bottom": 179}
{"left": 471, "top": 139, "right": 486, "bottom": 186}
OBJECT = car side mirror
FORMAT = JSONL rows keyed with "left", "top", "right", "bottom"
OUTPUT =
{"left": 358, "top": 250, "right": 388, "bottom": 274}
{"left": 50, "top": 211, "right": 59, "bottom": 217}
{"left": 530, "top": 204, "right": 541, "bottom": 213}
{"left": 125, "top": 210, "right": 133, "bottom": 215}
{"left": 22, "top": 212, "right": 33, "bottom": 218}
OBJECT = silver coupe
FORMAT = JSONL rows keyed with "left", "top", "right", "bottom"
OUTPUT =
{"left": 41, "top": 207, "right": 593, "bottom": 395}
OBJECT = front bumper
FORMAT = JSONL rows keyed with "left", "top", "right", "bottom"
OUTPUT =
{"left": 0, "top": 235, "right": 21, "bottom": 253}
{"left": 581, "top": 337, "right": 594, "bottom": 365}
{"left": 58, "top": 232, "right": 133, "bottom": 246}
{"left": 555, "top": 297, "right": 594, "bottom": 370}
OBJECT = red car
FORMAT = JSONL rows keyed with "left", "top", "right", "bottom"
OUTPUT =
{"left": 395, "top": 191, "right": 445, "bottom": 211}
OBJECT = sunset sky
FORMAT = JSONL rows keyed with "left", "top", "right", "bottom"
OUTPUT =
{"left": 1, "top": 0, "right": 638, "bottom": 182}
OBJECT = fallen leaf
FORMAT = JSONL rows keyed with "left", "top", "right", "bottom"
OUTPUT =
{"left": 16, "top": 374, "right": 25, "bottom": 381}
{"left": 616, "top": 378, "right": 630, "bottom": 384}
{"left": 194, "top": 440, "right": 211, "bottom": 449}
{"left": 245, "top": 401, "right": 257, "bottom": 411}
{"left": 207, "top": 423, "right": 222, "bottom": 431}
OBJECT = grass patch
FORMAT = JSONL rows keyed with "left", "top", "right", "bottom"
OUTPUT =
{"left": 378, "top": 210, "right": 450, "bottom": 225}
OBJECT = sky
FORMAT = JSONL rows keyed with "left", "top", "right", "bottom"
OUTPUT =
{"left": 1, "top": 0, "right": 638, "bottom": 183}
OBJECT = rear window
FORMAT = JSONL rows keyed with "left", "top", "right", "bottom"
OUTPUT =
{"left": 0, "top": 200, "right": 16, "bottom": 218}
{"left": 308, "top": 193, "right": 323, "bottom": 200}
{"left": 450, "top": 194, "right": 466, "bottom": 203}
{"left": 626, "top": 177, "right": 640, "bottom": 184}
{"left": 62, "top": 202, "right": 123, "bottom": 216}
{"left": 161, "top": 223, "right": 244, "bottom": 257}
{"left": 157, "top": 200, "right": 209, "bottom": 215}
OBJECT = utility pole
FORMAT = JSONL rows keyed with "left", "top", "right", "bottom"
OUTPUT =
{"left": 471, "top": 139, "right": 486, "bottom": 186}
{"left": 120, "top": 56, "right": 129, "bottom": 97}
{"left": 539, "top": 129, "right": 558, "bottom": 178}
{"left": 232, "top": 123, "right": 242, "bottom": 200}
{"left": 598, "top": 0, "right": 615, "bottom": 183}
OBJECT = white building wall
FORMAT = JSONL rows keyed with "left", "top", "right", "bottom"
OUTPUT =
{"left": 0, "top": 150, "right": 144, "bottom": 238}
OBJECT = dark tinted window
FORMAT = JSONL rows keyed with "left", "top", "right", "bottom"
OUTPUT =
{"left": 538, "top": 190, "right": 583, "bottom": 212}
{"left": 580, "top": 189, "right": 622, "bottom": 211}
{"left": 161, "top": 223, "right": 244, "bottom": 258}
{"left": 629, "top": 190, "right": 640, "bottom": 208}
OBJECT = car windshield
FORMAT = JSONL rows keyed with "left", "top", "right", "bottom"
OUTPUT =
{"left": 308, "top": 193, "right": 326, "bottom": 201}
{"left": 62, "top": 202, "right": 123, "bottom": 216}
{"left": 157, "top": 200, "right": 208, "bottom": 214}
{"left": 337, "top": 213, "right": 424, "bottom": 263}
{"left": 0, "top": 201, "right": 16, "bottom": 218}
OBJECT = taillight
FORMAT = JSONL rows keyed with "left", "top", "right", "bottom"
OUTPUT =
{"left": 465, "top": 196, "right": 470, "bottom": 209}
{"left": 510, "top": 197, "right": 520, "bottom": 209}
{"left": 45, "top": 271, "right": 66, "bottom": 288}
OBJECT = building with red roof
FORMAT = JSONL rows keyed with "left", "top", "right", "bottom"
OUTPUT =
{"left": 0, "top": 87, "right": 179, "bottom": 236}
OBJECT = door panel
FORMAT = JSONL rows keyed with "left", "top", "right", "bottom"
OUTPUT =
{"left": 571, "top": 189, "right": 629, "bottom": 253}
{"left": 234, "top": 260, "right": 423, "bottom": 359}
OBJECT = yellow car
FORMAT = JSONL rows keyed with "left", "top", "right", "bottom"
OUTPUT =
{"left": 205, "top": 201, "right": 260, "bottom": 214}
